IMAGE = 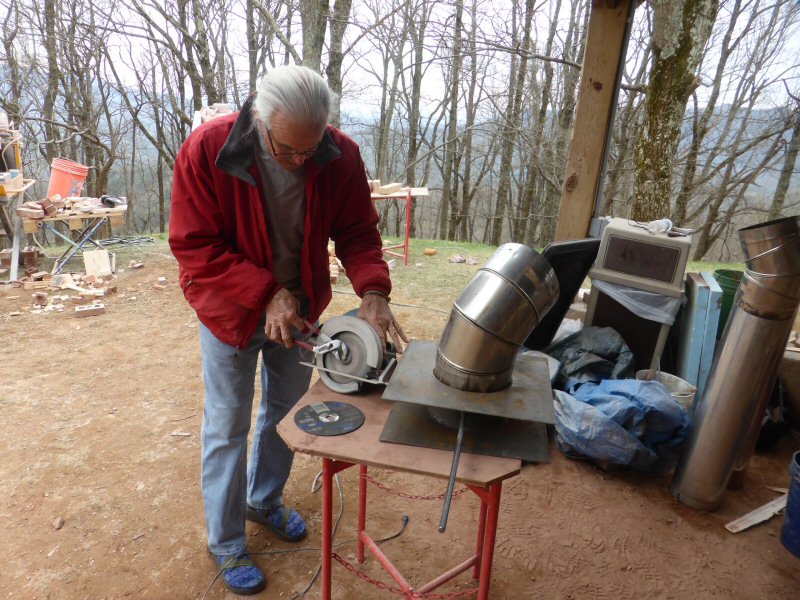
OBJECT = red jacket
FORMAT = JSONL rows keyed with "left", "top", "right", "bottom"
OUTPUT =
{"left": 169, "top": 97, "right": 390, "bottom": 348}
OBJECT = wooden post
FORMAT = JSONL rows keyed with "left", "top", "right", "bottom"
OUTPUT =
{"left": 554, "top": 0, "right": 633, "bottom": 242}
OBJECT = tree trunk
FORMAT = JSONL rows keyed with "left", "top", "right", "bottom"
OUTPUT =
{"left": 768, "top": 111, "right": 800, "bottom": 220}
{"left": 519, "top": 0, "right": 561, "bottom": 244}
{"left": 631, "top": 0, "right": 718, "bottom": 222}
{"left": 443, "top": 0, "right": 464, "bottom": 241}
{"left": 673, "top": 0, "right": 742, "bottom": 225}
{"left": 325, "top": 0, "right": 352, "bottom": 126}
{"left": 490, "top": 0, "right": 534, "bottom": 246}
{"left": 300, "top": 0, "right": 328, "bottom": 72}
{"left": 457, "top": 0, "right": 480, "bottom": 242}
{"left": 42, "top": 0, "right": 60, "bottom": 162}
{"left": 404, "top": 1, "right": 431, "bottom": 238}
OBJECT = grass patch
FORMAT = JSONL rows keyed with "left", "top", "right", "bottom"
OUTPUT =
{"left": 27, "top": 234, "right": 745, "bottom": 306}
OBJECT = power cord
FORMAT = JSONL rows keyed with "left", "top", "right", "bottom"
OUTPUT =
{"left": 201, "top": 471, "right": 409, "bottom": 599}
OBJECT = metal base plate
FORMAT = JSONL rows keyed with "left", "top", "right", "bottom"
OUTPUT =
{"left": 380, "top": 401, "right": 551, "bottom": 462}
{"left": 381, "top": 340, "right": 556, "bottom": 424}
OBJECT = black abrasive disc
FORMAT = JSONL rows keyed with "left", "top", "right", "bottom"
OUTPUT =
{"left": 294, "top": 401, "right": 365, "bottom": 436}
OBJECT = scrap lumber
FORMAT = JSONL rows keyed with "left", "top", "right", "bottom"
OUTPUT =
{"left": 83, "top": 250, "right": 112, "bottom": 277}
{"left": 724, "top": 494, "right": 788, "bottom": 533}
{"left": 16, "top": 207, "right": 44, "bottom": 219}
{"left": 374, "top": 182, "right": 403, "bottom": 195}
{"left": 50, "top": 273, "right": 77, "bottom": 289}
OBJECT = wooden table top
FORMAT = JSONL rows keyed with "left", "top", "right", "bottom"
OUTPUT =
{"left": 22, "top": 205, "right": 127, "bottom": 224}
{"left": 278, "top": 380, "right": 521, "bottom": 486}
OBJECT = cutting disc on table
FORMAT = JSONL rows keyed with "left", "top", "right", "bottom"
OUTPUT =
{"left": 315, "top": 315, "right": 384, "bottom": 393}
{"left": 294, "top": 401, "right": 365, "bottom": 436}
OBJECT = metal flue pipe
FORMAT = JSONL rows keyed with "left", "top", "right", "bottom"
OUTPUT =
{"left": 670, "top": 216, "right": 800, "bottom": 510}
{"left": 433, "top": 243, "right": 559, "bottom": 392}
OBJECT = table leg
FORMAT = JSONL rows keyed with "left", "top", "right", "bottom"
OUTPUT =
{"left": 358, "top": 465, "right": 367, "bottom": 564}
{"left": 322, "top": 457, "right": 334, "bottom": 600}
{"left": 49, "top": 217, "right": 107, "bottom": 274}
{"left": 477, "top": 482, "right": 502, "bottom": 600}
{"left": 473, "top": 498, "right": 488, "bottom": 579}
{"left": 403, "top": 189, "right": 411, "bottom": 266}
{"left": 10, "top": 211, "right": 22, "bottom": 281}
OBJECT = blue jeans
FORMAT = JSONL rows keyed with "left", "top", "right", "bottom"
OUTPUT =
{"left": 198, "top": 319, "right": 312, "bottom": 556}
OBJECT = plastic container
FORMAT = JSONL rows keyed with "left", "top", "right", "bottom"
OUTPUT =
{"left": 781, "top": 451, "right": 800, "bottom": 558}
{"left": 646, "top": 218, "right": 673, "bottom": 234}
{"left": 635, "top": 370, "right": 697, "bottom": 411}
{"left": 46, "top": 157, "right": 89, "bottom": 198}
{"left": 712, "top": 269, "right": 743, "bottom": 339}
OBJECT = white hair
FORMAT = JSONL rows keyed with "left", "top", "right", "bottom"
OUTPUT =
{"left": 254, "top": 65, "right": 333, "bottom": 130}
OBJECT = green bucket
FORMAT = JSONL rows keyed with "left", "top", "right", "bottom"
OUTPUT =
{"left": 713, "top": 269, "right": 743, "bottom": 339}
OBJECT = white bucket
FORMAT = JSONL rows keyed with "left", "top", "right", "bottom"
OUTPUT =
{"left": 635, "top": 370, "right": 697, "bottom": 411}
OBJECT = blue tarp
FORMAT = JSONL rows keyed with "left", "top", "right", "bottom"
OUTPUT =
{"left": 553, "top": 379, "right": 690, "bottom": 470}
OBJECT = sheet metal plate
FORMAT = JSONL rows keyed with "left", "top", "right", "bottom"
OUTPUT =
{"left": 380, "top": 401, "right": 551, "bottom": 462}
{"left": 382, "top": 340, "right": 556, "bottom": 424}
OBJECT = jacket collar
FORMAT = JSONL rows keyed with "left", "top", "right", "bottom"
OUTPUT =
{"left": 216, "top": 93, "right": 342, "bottom": 186}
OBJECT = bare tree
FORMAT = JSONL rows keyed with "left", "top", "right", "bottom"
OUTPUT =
{"left": 489, "top": 0, "right": 535, "bottom": 245}
{"left": 631, "top": 0, "right": 718, "bottom": 221}
{"left": 769, "top": 85, "right": 800, "bottom": 219}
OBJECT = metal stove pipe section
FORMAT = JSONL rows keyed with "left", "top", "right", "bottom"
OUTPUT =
{"left": 434, "top": 243, "right": 559, "bottom": 393}
{"left": 670, "top": 216, "right": 800, "bottom": 510}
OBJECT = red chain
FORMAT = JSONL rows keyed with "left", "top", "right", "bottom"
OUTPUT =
{"left": 365, "top": 474, "right": 469, "bottom": 501}
{"left": 332, "top": 553, "right": 478, "bottom": 598}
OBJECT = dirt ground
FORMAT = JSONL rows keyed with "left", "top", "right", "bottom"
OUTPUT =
{"left": 1, "top": 249, "right": 798, "bottom": 600}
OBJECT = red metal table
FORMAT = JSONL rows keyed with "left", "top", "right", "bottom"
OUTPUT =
{"left": 371, "top": 187, "right": 428, "bottom": 266}
{"left": 278, "top": 381, "right": 521, "bottom": 599}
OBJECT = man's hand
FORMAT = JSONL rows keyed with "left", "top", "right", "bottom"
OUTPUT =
{"left": 357, "top": 293, "right": 410, "bottom": 353}
{"left": 265, "top": 288, "right": 305, "bottom": 348}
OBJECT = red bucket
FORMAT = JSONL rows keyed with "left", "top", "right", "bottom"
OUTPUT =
{"left": 47, "top": 157, "right": 89, "bottom": 198}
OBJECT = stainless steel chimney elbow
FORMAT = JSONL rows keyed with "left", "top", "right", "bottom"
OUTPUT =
{"left": 434, "top": 243, "right": 559, "bottom": 392}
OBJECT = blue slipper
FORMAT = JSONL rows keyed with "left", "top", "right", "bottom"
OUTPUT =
{"left": 246, "top": 504, "right": 307, "bottom": 542}
{"left": 210, "top": 552, "right": 266, "bottom": 595}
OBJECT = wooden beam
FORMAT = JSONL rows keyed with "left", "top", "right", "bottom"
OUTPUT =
{"left": 555, "top": 0, "right": 633, "bottom": 242}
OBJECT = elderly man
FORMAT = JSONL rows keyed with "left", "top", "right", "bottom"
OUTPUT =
{"left": 169, "top": 65, "right": 407, "bottom": 595}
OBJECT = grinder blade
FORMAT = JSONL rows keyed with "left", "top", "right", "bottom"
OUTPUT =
{"left": 315, "top": 316, "right": 384, "bottom": 393}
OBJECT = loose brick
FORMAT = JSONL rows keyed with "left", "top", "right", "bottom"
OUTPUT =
{"left": 74, "top": 303, "right": 106, "bottom": 318}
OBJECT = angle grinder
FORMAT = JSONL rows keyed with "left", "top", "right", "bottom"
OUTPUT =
{"left": 298, "top": 315, "right": 397, "bottom": 393}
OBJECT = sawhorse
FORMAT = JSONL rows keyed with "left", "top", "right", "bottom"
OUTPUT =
{"left": 37, "top": 217, "right": 115, "bottom": 275}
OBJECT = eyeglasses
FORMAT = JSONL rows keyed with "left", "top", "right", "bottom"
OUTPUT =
{"left": 264, "top": 127, "right": 322, "bottom": 158}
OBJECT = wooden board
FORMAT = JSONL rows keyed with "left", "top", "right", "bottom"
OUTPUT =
{"left": 278, "top": 381, "right": 521, "bottom": 487}
{"left": 83, "top": 249, "right": 113, "bottom": 277}
{"left": 554, "top": 0, "right": 633, "bottom": 241}
{"left": 725, "top": 494, "right": 788, "bottom": 533}
{"left": 374, "top": 182, "right": 403, "bottom": 195}
{"left": 370, "top": 187, "right": 429, "bottom": 200}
